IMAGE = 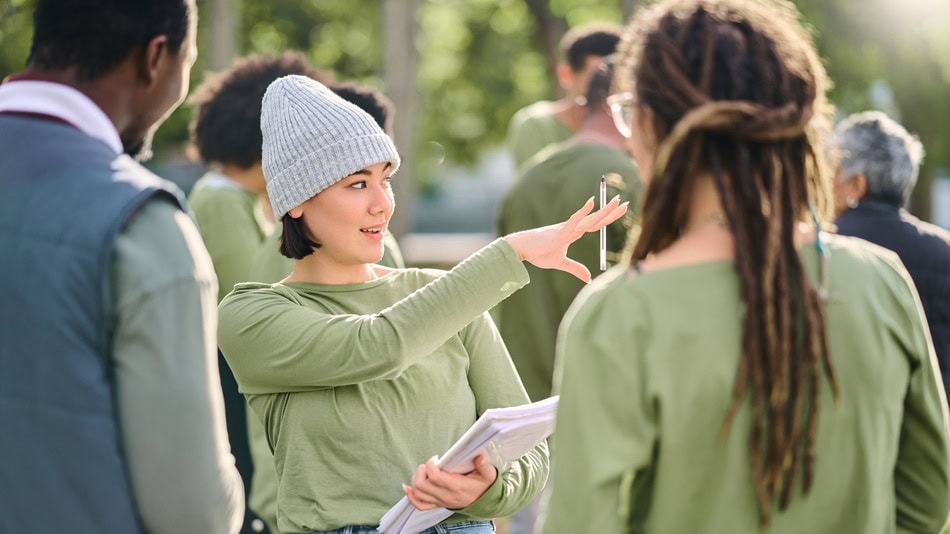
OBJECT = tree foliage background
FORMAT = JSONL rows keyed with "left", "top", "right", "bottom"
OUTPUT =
{"left": 1, "top": 0, "right": 948, "bottom": 219}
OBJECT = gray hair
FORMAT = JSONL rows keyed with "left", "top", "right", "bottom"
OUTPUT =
{"left": 834, "top": 111, "right": 924, "bottom": 206}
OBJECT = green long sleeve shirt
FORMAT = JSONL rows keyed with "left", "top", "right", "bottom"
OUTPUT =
{"left": 112, "top": 198, "right": 245, "bottom": 533}
{"left": 245, "top": 223, "right": 407, "bottom": 533}
{"left": 496, "top": 141, "right": 641, "bottom": 401}
{"left": 218, "top": 239, "right": 549, "bottom": 533}
{"left": 542, "top": 234, "right": 950, "bottom": 533}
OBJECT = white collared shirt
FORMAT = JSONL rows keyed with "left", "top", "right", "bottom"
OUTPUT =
{"left": 0, "top": 80, "right": 122, "bottom": 154}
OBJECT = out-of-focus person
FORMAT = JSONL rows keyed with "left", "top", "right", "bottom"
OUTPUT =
{"left": 507, "top": 22, "right": 622, "bottom": 171}
{"left": 497, "top": 56, "right": 640, "bottom": 404}
{"left": 833, "top": 110, "right": 950, "bottom": 396}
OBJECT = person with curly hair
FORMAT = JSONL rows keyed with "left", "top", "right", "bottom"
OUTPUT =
{"left": 187, "top": 51, "right": 333, "bottom": 533}
{"left": 188, "top": 51, "right": 332, "bottom": 302}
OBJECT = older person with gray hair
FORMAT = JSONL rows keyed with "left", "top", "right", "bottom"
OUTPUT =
{"left": 834, "top": 110, "right": 950, "bottom": 396}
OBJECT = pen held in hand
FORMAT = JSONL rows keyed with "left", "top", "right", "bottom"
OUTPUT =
{"left": 599, "top": 175, "right": 607, "bottom": 272}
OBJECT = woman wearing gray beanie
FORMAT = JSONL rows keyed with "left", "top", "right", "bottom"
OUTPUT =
{"left": 217, "top": 75, "right": 628, "bottom": 534}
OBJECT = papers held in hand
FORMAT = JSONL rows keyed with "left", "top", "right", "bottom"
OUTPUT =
{"left": 378, "top": 396, "right": 559, "bottom": 534}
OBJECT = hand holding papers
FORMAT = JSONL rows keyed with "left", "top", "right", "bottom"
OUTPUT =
{"left": 378, "top": 396, "right": 559, "bottom": 534}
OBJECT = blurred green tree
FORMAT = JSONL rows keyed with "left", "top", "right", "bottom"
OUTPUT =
{"left": 796, "top": 0, "right": 950, "bottom": 219}
{"left": 1, "top": 0, "right": 947, "bottom": 220}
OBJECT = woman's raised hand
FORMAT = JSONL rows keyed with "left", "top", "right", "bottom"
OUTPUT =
{"left": 504, "top": 196, "right": 629, "bottom": 282}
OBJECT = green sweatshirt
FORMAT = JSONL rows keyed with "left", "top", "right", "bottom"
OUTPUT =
{"left": 188, "top": 172, "right": 273, "bottom": 302}
{"left": 542, "top": 235, "right": 950, "bottom": 533}
{"left": 507, "top": 101, "right": 574, "bottom": 171}
{"left": 218, "top": 239, "right": 549, "bottom": 533}
{"left": 496, "top": 141, "right": 641, "bottom": 401}
{"left": 245, "top": 223, "right": 408, "bottom": 533}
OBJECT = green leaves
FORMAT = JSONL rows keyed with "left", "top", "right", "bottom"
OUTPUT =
{"left": 1, "top": 0, "right": 946, "bottom": 219}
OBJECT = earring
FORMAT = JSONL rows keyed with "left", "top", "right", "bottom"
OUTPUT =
{"left": 847, "top": 197, "right": 858, "bottom": 208}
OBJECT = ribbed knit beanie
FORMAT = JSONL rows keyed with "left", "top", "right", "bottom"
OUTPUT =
{"left": 260, "top": 75, "right": 401, "bottom": 218}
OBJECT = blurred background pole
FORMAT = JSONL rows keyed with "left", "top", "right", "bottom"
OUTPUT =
{"left": 207, "top": 0, "right": 238, "bottom": 71}
{"left": 523, "top": 0, "right": 568, "bottom": 90}
{"left": 383, "top": 0, "right": 421, "bottom": 238}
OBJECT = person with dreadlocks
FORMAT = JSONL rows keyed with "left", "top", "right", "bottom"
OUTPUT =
{"left": 540, "top": 0, "right": 950, "bottom": 532}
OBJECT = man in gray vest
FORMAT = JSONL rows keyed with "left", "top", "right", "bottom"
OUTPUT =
{"left": 0, "top": 1, "right": 244, "bottom": 532}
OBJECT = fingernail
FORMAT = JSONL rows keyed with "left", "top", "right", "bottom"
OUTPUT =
{"left": 612, "top": 195, "right": 621, "bottom": 202}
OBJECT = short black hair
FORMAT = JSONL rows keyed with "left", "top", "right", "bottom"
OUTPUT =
{"left": 559, "top": 23, "right": 623, "bottom": 72}
{"left": 29, "top": 0, "right": 193, "bottom": 82}
{"left": 189, "top": 51, "right": 333, "bottom": 168}
{"left": 329, "top": 82, "right": 395, "bottom": 137}
{"left": 279, "top": 215, "right": 321, "bottom": 259}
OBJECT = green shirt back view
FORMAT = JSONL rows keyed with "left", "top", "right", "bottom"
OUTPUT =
{"left": 496, "top": 141, "right": 641, "bottom": 401}
{"left": 507, "top": 101, "right": 574, "bottom": 171}
{"left": 543, "top": 235, "right": 950, "bottom": 533}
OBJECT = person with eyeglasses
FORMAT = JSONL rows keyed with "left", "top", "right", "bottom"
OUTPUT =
{"left": 541, "top": 0, "right": 950, "bottom": 532}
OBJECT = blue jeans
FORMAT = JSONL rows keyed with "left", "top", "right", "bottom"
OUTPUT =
{"left": 312, "top": 519, "right": 495, "bottom": 534}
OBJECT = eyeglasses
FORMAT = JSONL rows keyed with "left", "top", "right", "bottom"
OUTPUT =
{"left": 606, "top": 92, "right": 636, "bottom": 138}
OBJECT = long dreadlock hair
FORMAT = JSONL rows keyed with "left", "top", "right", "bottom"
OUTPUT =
{"left": 616, "top": 0, "right": 839, "bottom": 526}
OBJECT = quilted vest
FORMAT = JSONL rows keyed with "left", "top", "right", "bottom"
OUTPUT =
{"left": 0, "top": 114, "right": 186, "bottom": 532}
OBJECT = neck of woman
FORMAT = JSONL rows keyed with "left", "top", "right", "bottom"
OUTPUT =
{"left": 635, "top": 173, "right": 735, "bottom": 272}
{"left": 681, "top": 174, "right": 730, "bottom": 235}
{"left": 285, "top": 254, "right": 380, "bottom": 285}
{"left": 638, "top": 173, "right": 818, "bottom": 272}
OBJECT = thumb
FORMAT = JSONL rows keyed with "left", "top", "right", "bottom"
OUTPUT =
{"left": 475, "top": 454, "right": 497, "bottom": 479}
{"left": 559, "top": 259, "right": 592, "bottom": 283}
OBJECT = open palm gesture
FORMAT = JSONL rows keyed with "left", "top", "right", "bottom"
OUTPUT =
{"left": 504, "top": 196, "right": 628, "bottom": 282}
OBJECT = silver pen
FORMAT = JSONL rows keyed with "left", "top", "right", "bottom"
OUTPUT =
{"left": 599, "top": 175, "right": 607, "bottom": 272}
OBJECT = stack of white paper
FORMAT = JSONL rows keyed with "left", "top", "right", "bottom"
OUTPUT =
{"left": 378, "top": 396, "right": 559, "bottom": 534}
